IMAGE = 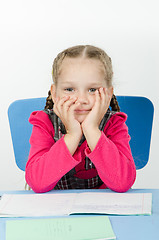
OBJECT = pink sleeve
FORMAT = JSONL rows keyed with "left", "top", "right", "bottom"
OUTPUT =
{"left": 85, "top": 112, "right": 136, "bottom": 192}
{"left": 25, "top": 111, "right": 81, "bottom": 193}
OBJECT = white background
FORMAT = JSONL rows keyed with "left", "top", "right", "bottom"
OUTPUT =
{"left": 0, "top": 0, "right": 158, "bottom": 190}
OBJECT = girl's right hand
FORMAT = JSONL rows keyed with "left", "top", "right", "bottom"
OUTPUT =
{"left": 53, "top": 96, "right": 83, "bottom": 139}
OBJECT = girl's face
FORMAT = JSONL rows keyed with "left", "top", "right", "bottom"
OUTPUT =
{"left": 51, "top": 57, "right": 112, "bottom": 123}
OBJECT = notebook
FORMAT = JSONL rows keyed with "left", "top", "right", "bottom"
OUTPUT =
{"left": 6, "top": 216, "right": 116, "bottom": 240}
{"left": 0, "top": 192, "right": 152, "bottom": 217}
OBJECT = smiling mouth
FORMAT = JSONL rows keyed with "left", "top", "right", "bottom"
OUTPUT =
{"left": 74, "top": 109, "right": 90, "bottom": 114}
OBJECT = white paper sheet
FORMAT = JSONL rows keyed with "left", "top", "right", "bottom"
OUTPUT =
{"left": 0, "top": 193, "right": 75, "bottom": 217}
{"left": 0, "top": 192, "right": 152, "bottom": 217}
{"left": 70, "top": 192, "right": 152, "bottom": 215}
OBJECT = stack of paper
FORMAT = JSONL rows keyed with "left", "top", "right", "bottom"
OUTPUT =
{"left": 6, "top": 216, "right": 116, "bottom": 240}
{"left": 0, "top": 192, "right": 152, "bottom": 217}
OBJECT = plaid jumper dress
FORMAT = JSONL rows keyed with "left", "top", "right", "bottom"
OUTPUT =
{"left": 43, "top": 108, "right": 115, "bottom": 190}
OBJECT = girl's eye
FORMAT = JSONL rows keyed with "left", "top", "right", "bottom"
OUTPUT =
{"left": 89, "top": 88, "right": 97, "bottom": 93}
{"left": 64, "top": 88, "right": 74, "bottom": 92}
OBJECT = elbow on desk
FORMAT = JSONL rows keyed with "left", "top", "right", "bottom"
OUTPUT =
{"left": 108, "top": 172, "right": 136, "bottom": 193}
{"left": 101, "top": 164, "right": 137, "bottom": 193}
{"left": 25, "top": 179, "right": 55, "bottom": 193}
{"left": 25, "top": 170, "right": 56, "bottom": 193}
{"left": 109, "top": 185, "right": 134, "bottom": 193}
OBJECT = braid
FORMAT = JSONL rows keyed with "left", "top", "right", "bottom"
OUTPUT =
{"left": 110, "top": 94, "right": 120, "bottom": 112}
{"left": 45, "top": 90, "right": 54, "bottom": 109}
{"left": 53, "top": 51, "right": 67, "bottom": 84}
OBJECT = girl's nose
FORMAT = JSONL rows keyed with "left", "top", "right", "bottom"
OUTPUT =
{"left": 76, "top": 92, "right": 89, "bottom": 104}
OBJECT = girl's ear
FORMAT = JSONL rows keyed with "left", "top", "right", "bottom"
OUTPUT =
{"left": 51, "top": 84, "right": 56, "bottom": 103}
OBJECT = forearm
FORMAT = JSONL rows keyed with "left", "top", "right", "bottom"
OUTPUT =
{"left": 25, "top": 136, "right": 80, "bottom": 193}
{"left": 85, "top": 132, "right": 136, "bottom": 192}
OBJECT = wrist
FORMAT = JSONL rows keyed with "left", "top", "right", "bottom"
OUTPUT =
{"left": 83, "top": 128, "right": 102, "bottom": 152}
{"left": 66, "top": 132, "right": 82, "bottom": 142}
{"left": 82, "top": 123, "right": 99, "bottom": 135}
{"left": 83, "top": 125, "right": 101, "bottom": 141}
{"left": 66, "top": 128, "right": 83, "bottom": 139}
{"left": 64, "top": 133, "right": 81, "bottom": 155}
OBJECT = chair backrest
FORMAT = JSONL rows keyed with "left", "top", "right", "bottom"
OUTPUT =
{"left": 8, "top": 96, "right": 154, "bottom": 171}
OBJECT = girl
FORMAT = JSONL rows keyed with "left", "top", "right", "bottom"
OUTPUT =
{"left": 25, "top": 45, "right": 136, "bottom": 193}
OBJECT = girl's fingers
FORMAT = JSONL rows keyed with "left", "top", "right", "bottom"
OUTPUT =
{"left": 99, "top": 87, "right": 108, "bottom": 99}
{"left": 62, "top": 97, "right": 77, "bottom": 118}
{"left": 63, "top": 97, "right": 77, "bottom": 110}
{"left": 99, "top": 87, "right": 111, "bottom": 106}
{"left": 95, "top": 88, "right": 100, "bottom": 102}
{"left": 55, "top": 96, "right": 78, "bottom": 122}
{"left": 99, "top": 88, "right": 105, "bottom": 103}
{"left": 94, "top": 88, "right": 103, "bottom": 109}
{"left": 55, "top": 96, "right": 71, "bottom": 116}
{"left": 69, "top": 101, "right": 80, "bottom": 113}
{"left": 56, "top": 96, "right": 70, "bottom": 109}
{"left": 53, "top": 96, "right": 67, "bottom": 118}
{"left": 96, "top": 87, "right": 111, "bottom": 115}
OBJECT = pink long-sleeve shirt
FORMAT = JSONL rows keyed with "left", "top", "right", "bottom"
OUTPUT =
{"left": 25, "top": 110, "right": 136, "bottom": 193}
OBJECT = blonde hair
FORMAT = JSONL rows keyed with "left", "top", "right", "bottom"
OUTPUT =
{"left": 45, "top": 45, "right": 120, "bottom": 111}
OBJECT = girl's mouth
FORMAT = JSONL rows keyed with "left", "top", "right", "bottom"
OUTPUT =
{"left": 74, "top": 109, "right": 90, "bottom": 114}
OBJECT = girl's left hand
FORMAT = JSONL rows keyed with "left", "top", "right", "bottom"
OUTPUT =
{"left": 81, "top": 87, "right": 112, "bottom": 132}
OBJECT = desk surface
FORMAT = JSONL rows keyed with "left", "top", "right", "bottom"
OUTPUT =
{"left": 0, "top": 189, "right": 159, "bottom": 240}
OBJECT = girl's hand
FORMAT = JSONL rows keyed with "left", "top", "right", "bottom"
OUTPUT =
{"left": 82, "top": 87, "right": 112, "bottom": 133}
{"left": 81, "top": 87, "right": 112, "bottom": 152}
{"left": 53, "top": 96, "right": 83, "bottom": 138}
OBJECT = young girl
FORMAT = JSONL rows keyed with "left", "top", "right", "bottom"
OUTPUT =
{"left": 25, "top": 45, "right": 136, "bottom": 193}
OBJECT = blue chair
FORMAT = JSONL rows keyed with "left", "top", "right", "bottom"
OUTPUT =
{"left": 8, "top": 96, "right": 154, "bottom": 171}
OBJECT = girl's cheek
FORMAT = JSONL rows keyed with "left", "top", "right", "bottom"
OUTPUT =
{"left": 57, "top": 92, "right": 66, "bottom": 98}
{"left": 91, "top": 95, "right": 96, "bottom": 106}
{"left": 67, "top": 93, "right": 76, "bottom": 98}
